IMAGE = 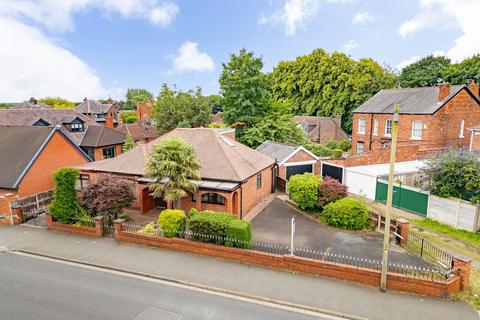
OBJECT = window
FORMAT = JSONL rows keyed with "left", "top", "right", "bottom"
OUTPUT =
{"left": 373, "top": 119, "right": 378, "bottom": 136}
{"left": 385, "top": 120, "right": 392, "bottom": 136}
{"left": 356, "top": 141, "right": 365, "bottom": 155}
{"left": 256, "top": 174, "right": 262, "bottom": 189}
{"left": 76, "top": 174, "right": 90, "bottom": 190}
{"left": 411, "top": 121, "right": 423, "bottom": 140}
{"left": 358, "top": 118, "right": 366, "bottom": 134}
{"left": 95, "top": 113, "right": 105, "bottom": 119}
{"left": 200, "top": 193, "right": 225, "bottom": 205}
{"left": 70, "top": 122, "right": 84, "bottom": 132}
{"left": 102, "top": 147, "right": 116, "bottom": 159}
{"left": 459, "top": 119, "right": 465, "bottom": 138}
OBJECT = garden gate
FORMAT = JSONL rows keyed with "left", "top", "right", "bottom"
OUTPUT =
{"left": 375, "top": 178, "right": 429, "bottom": 216}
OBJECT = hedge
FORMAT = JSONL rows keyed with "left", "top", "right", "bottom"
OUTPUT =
{"left": 49, "top": 168, "right": 84, "bottom": 224}
{"left": 321, "top": 198, "right": 369, "bottom": 230}
{"left": 158, "top": 209, "right": 186, "bottom": 237}
{"left": 337, "top": 140, "right": 352, "bottom": 152}
{"left": 188, "top": 211, "right": 236, "bottom": 244}
{"left": 225, "top": 220, "right": 252, "bottom": 249}
{"left": 331, "top": 149, "right": 343, "bottom": 159}
{"left": 287, "top": 173, "right": 321, "bottom": 209}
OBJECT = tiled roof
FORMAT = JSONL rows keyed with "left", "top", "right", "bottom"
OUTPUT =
{"left": 80, "top": 126, "right": 126, "bottom": 147}
{"left": 354, "top": 85, "right": 469, "bottom": 114}
{"left": 78, "top": 128, "right": 275, "bottom": 181}
{"left": 293, "top": 115, "right": 348, "bottom": 142}
{"left": 256, "top": 140, "right": 298, "bottom": 163}
{"left": 116, "top": 122, "right": 158, "bottom": 142}
{"left": 75, "top": 99, "right": 112, "bottom": 114}
{"left": 15, "top": 102, "right": 52, "bottom": 109}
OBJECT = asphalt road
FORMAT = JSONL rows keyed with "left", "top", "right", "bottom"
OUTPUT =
{"left": 0, "top": 252, "right": 330, "bottom": 320}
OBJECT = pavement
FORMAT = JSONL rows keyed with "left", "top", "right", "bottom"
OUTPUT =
{"left": 0, "top": 225, "right": 478, "bottom": 320}
{"left": 0, "top": 253, "right": 325, "bottom": 320}
{"left": 251, "top": 198, "right": 430, "bottom": 267}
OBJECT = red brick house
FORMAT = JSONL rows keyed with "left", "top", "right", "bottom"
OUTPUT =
{"left": 256, "top": 140, "right": 319, "bottom": 182}
{"left": 0, "top": 126, "right": 91, "bottom": 222}
{"left": 350, "top": 82, "right": 480, "bottom": 160}
{"left": 136, "top": 101, "right": 154, "bottom": 122}
{"left": 75, "top": 98, "right": 120, "bottom": 129}
{"left": 293, "top": 115, "right": 348, "bottom": 143}
{"left": 77, "top": 128, "right": 275, "bottom": 219}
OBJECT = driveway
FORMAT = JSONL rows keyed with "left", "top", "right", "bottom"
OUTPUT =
{"left": 251, "top": 198, "right": 430, "bottom": 267}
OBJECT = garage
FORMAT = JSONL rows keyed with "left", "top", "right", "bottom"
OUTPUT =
{"left": 285, "top": 163, "right": 314, "bottom": 180}
{"left": 321, "top": 163, "right": 344, "bottom": 183}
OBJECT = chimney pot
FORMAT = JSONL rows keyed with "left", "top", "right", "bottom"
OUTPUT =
{"left": 438, "top": 83, "right": 451, "bottom": 101}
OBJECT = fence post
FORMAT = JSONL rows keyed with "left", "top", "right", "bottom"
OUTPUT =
{"left": 94, "top": 216, "right": 104, "bottom": 238}
{"left": 395, "top": 218, "right": 410, "bottom": 245}
{"left": 114, "top": 219, "right": 125, "bottom": 239}
{"left": 420, "top": 238, "right": 424, "bottom": 259}
{"left": 290, "top": 216, "right": 295, "bottom": 255}
{"left": 453, "top": 256, "right": 472, "bottom": 290}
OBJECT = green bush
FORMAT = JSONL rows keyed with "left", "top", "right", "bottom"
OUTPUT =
{"left": 225, "top": 220, "right": 252, "bottom": 249}
{"left": 187, "top": 211, "right": 236, "bottom": 244}
{"left": 331, "top": 149, "right": 343, "bottom": 159}
{"left": 158, "top": 209, "right": 186, "bottom": 237}
{"left": 287, "top": 173, "right": 321, "bottom": 209}
{"left": 337, "top": 140, "right": 351, "bottom": 152}
{"left": 119, "top": 214, "right": 131, "bottom": 222}
{"left": 306, "top": 143, "right": 332, "bottom": 157}
{"left": 49, "top": 168, "right": 83, "bottom": 224}
{"left": 125, "top": 115, "right": 137, "bottom": 123}
{"left": 321, "top": 198, "right": 369, "bottom": 230}
{"left": 138, "top": 222, "right": 160, "bottom": 236}
{"left": 188, "top": 207, "right": 199, "bottom": 217}
{"left": 324, "top": 140, "right": 338, "bottom": 150}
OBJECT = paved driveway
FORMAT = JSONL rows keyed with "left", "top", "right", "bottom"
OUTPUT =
{"left": 251, "top": 198, "right": 429, "bottom": 267}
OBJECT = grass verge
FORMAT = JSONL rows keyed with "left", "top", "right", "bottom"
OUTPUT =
{"left": 411, "top": 219, "right": 480, "bottom": 248}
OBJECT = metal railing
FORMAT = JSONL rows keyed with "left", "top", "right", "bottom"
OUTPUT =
{"left": 406, "top": 232, "right": 455, "bottom": 270}
{"left": 120, "top": 222, "right": 455, "bottom": 282}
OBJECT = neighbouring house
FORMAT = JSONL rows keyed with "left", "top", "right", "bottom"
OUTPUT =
{"left": 293, "top": 115, "right": 348, "bottom": 143}
{"left": 116, "top": 121, "right": 159, "bottom": 143}
{"left": 0, "top": 108, "right": 126, "bottom": 161}
{"left": 0, "top": 126, "right": 91, "bottom": 221}
{"left": 77, "top": 128, "right": 275, "bottom": 219}
{"left": 351, "top": 82, "right": 480, "bottom": 158}
{"left": 136, "top": 101, "right": 154, "bottom": 122}
{"left": 256, "top": 140, "right": 319, "bottom": 183}
{"left": 75, "top": 98, "right": 120, "bottom": 129}
{"left": 470, "top": 125, "right": 480, "bottom": 152}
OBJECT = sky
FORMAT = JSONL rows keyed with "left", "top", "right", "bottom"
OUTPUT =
{"left": 1, "top": 0, "right": 479, "bottom": 102}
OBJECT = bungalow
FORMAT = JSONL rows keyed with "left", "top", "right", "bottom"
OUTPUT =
{"left": 293, "top": 115, "right": 348, "bottom": 143}
{"left": 77, "top": 128, "right": 275, "bottom": 219}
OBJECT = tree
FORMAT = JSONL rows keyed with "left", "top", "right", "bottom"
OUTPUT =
{"left": 79, "top": 174, "right": 135, "bottom": 224}
{"left": 145, "top": 137, "right": 201, "bottom": 207}
{"left": 152, "top": 84, "right": 212, "bottom": 133}
{"left": 421, "top": 150, "right": 480, "bottom": 204}
{"left": 444, "top": 55, "right": 480, "bottom": 85}
{"left": 123, "top": 88, "right": 154, "bottom": 110}
{"left": 270, "top": 49, "right": 396, "bottom": 132}
{"left": 219, "top": 49, "right": 270, "bottom": 128}
{"left": 399, "top": 55, "right": 451, "bottom": 88}
{"left": 122, "top": 135, "right": 135, "bottom": 152}
{"left": 49, "top": 168, "right": 84, "bottom": 224}
{"left": 38, "top": 97, "right": 75, "bottom": 109}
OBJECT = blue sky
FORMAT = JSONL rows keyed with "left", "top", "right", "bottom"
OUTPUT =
{"left": 0, "top": 0, "right": 478, "bottom": 101}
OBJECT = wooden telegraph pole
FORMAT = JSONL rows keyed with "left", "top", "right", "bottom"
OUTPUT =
{"left": 380, "top": 105, "right": 399, "bottom": 292}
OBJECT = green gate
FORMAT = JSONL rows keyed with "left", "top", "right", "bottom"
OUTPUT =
{"left": 375, "top": 178, "right": 429, "bottom": 216}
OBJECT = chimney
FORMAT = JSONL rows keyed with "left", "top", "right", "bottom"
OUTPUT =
{"left": 106, "top": 111, "right": 114, "bottom": 129}
{"left": 438, "top": 83, "right": 451, "bottom": 101}
{"left": 29, "top": 97, "right": 37, "bottom": 105}
{"left": 468, "top": 80, "right": 479, "bottom": 97}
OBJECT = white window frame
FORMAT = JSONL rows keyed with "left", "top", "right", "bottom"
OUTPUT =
{"left": 385, "top": 120, "right": 392, "bottom": 137}
{"left": 356, "top": 141, "right": 365, "bottom": 155}
{"left": 410, "top": 121, "right": 423, "bottom": 140}
{"left": 373, "top": 119, "right": 378, "bottom": 136}
{"left": 357, "top": 118, "right": 366, "bottom": 134}
{"left": 459, "top": 119, "right": 465, "bottom": 138}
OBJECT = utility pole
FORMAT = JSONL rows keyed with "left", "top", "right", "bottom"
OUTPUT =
{"left": 380, "top": 105, "right": 399, "bottom": 292}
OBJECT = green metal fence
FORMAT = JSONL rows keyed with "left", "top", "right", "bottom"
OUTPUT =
{"left": 375, "top": 178, "right": 429, "bottom": 216}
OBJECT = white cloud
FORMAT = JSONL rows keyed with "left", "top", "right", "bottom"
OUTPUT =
{"left": 0, "top": 1, "right": 179, "bottom": 101}
{"left": 342, "top": 40, "right": 359, "bottom": 53}
{"left": 352, "top": 12, "right": 379, "bottom": 25}
{"left": 396, "top": 56, "right": 421, "bottom": 70}
{"left": 172, "top": 42, "right": 215, "bottom": 73}
{"left": 399, "top": 0, "right": 480, "bottom": 61}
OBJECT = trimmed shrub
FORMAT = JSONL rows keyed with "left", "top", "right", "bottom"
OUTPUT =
{"left": 226, "top": 220, "right": 252, "bottom": 249}
{"left": 331, "top": 149, "right": 343, "bottom": 159}
{"left": 306, "top": 143, "right": 332, "bottom": 157}
{"left": 324, "top": 140, "right": 338, "bottom": 150}
{"left": 125, "top": 115, "right": 137, "bottom": 123}
{"left": 49, "top": 168, "right": 83, "bottom": 224}
{"left": 158, "top": 209, "right": 186, "bottom": 237}
{"left": 187, "top": 211, "right": 236, "bottom": 244}
{"left": 138, "top": 222, "right": 160, "bottom": 236}
{"left": 321, "top": 198, "right": 369, "bottom": 230}
{"left": 337, "top": 140, "right": 351, "bottom": 152}
{"left": 317, "top": 176, "right": 348, "bottom": 208}
{"left": 287, "top": 173, "right": 321, "bottom": 210}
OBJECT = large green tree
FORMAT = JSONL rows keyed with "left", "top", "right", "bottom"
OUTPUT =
{"left": 444, "top": 55, "right": 480, "bottom": 85}
{"left": 219, "top": 49, "right": 270, "bottom": 128}
{"left": 146, "top": 137, "right": 201, "bottom": 207}
{"left": 38, "top": 97, "right": 75, "bottom": 109}
{"left": 123, "top": 88, "right": 154, "bottom": 110}
{"left": 152, "top": 84, "right": 212, "bottom": 134}
{"left": 398, "top": 55, "right": 451, "bottom": 88}
{"left": 270, "top": 49, "right": 396, "bottom": 132}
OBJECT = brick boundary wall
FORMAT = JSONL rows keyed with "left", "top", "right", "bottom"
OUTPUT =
{"left": 114, "top": 220, "right": 467, "bottom": 298}
{"left": 46, "top": 214, "right": 103, "bottom": 238}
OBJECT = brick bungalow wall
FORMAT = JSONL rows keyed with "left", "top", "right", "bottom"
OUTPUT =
{"left": 241, "top": 165, "right": 273, "bottom": 216}
{"left": 351, "top": 89, "right": 480, "bottom": 155}
{"left": 278, "top": 150, "right": 319, "bottom": 180}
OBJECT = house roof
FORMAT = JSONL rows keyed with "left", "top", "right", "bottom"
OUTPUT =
{"left": 78, "top": 128, "right": 275, "bottom": 182}
{"left": 15, "top": 102, "right": 52, "bottom": 109}
{"left": 116, "top": 121, "right": 158, "bottom": 142}
{"left": 353, "top": 85, "right": 476, "bottom": 114}
{"left": 75, "top": 99, "right": 112, "bottom": 114}
{"left": 293, "top": 115, "right": 348, "bottom": 141}
{"left": 256, "top": 140, "right": 298, "bottom": 163}
{"left": 80, "top": 126, "right": 126, "bottom": 148}
{"left": 0, "top": 126, "right": 89, "bottom": 189}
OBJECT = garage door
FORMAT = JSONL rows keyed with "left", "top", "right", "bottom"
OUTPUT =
{"left": 286, "top": 164, "right": 313, "bottom": 180}
{"left": 321, "top": 163, "right": 343, "bottom": 183}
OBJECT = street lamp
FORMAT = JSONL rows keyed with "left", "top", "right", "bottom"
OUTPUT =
{"left": 380, "top": 105, "right": 399, "bottom": 292}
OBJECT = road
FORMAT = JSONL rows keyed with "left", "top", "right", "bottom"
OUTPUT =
{"left": 0, "top": 252, "right": 333, "bottom": 320}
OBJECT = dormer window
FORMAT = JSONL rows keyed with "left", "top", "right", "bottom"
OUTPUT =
{"left": 70, "top": 122, "right": 84, "bottom": 132}
{"left": 32, "top": 118, "right": 50, "bottom": 126}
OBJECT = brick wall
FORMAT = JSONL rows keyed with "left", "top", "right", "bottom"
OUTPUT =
{"left": 279, "top": 150, "right": 319, "bottom": 180}
{"left": 136, "top": 102, "right": 154, "bottom": 121}
{"left": 16, "top": 132, "right": 89, "bottom": 197}
{"left": 470, "top": 130, "right": 480, "bottom": 151}
{"left": 93, "top": 144, "right": 123, "bottom": 161}
{"left": 46, "top": 214, "right": 103, "bottom": 238}
{"left": 240, "top": 165, "right": 273, "bottom": 216}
